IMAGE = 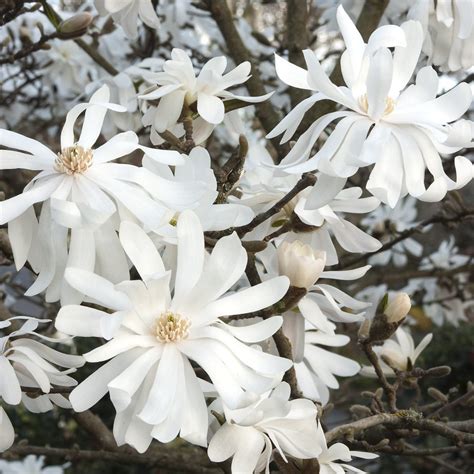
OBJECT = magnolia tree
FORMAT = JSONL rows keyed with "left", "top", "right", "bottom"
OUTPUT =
{"left": 0, "top": 1, "right": 473, "bottom": 473}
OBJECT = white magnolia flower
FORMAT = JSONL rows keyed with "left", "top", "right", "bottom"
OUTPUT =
{"left": 420, "top": 236, "right": 470, "bottom": 270}
{"left": 269, "top": 6, "right": 473, "bottom": 207}
{"left": 0, "top": 455, "right": 65, "bottom": 474}
{"left": 315, "top": 424, "right": 378, "bottom": 473}
{"left": 361, "top": 197, "right": 423, "bottom": 267}
{"left": 56, "top": 211, "right": 291, "bottom": 452}
{"left": 41, "top": 39, "right": 99, "bottom": 97}
{"left": 0, "top": 85, "right": 204, "bottom": 303}
{"left": 208, "top": 382, "right": 321, "bottom": 473}
{"left": 139, "top": 48, "right": 273, "bottom": 145}
{"left": 360, "top": 327, "right": 433, "bottom": 377}
{"left": 144, "top": 147, "right": 254, "bottom": 238}
{"left": 409, "top": 0, "right": 474, "bottom": 71}
{"left": 259, "top": 243, "right": 367, "bottom": 403}
{"left": 95, "top": 0, "right": 160, "bottom": 38}
{"left": 0, "top": 317, "right": 84, "bottom": 452}
{"left": 289, "top": 322, "right": 360, "bottom": 405}
{"left": 240, "top": 152, "right": 381, "bottom": 265}
{"left": 260, "top": 243, "right": 372, "bottom": 329}
{"left": 317, "top": 0, "right": 412, "bottom": 35}
{"left": 277, "top": 240, "right": 326, "bottom": 289}
{"left": 404, "top": 237, "right": 471, "bottom": 326}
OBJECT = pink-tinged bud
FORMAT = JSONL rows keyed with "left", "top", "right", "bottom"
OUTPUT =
{"left": 277, "top": 241, "right": 326, "bottom": 290}
{"left": 58, "top": 12, "right": 93, "bottom": 39}
{"left": 384, "top": 293, "right": 411, "bottom": 323}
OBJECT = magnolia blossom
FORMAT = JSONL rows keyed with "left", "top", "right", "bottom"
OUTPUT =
{"left": 269, "top": 6, "right": 473, "bottom": 207}
{"left": 360, "top": 327, "right": 433, "bottom": 377}
{"left": 239, "top": 150, "right": 381, "bottom": 265}
{"left": 42, "top": 39, "right": 98, "bottom": 97}
{"left": 0, "top": 455, "right": 65, "bottom": 474}
{"left": 0, "top": 317, "right": 84, "bottom": 452}
{"left": 208, "top": 382, "right": 321, "bottom": 473}
{"left": 0, "top": 85, "right": 205, "bottom": 303}
{"left": 95, "top": 0, "right": 160, "bottom": 38}
{"left": 361, "top": 197, "right": 423, "bottom": 267}
{"left": 258, "top": 243, "right": 367, "bottom": 403}
{"left": 144, "top": 147, "right": 254, "bottom": 238}
{"left": 56, "top": 211, "right": 291, "bottom": 452}
{"left": 404, "top": 237, "right": 471, "bottom": 326}
{"left": 409, "top": 0, "right": 474, "bottom": 71}
{"left": 315, "top": 424, "right": 378, "bottom": 473}
{"left": 260, "top": 243, "right": 372, "bottom": 328}
{"left": 139, "top": 48, "right": 273, "bottom": 145}
{"left": 277, "top": 240, "right": 326, "bottom": 289}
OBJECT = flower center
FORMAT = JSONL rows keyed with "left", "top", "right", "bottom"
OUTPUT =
{"left": 55, "top": 145, "right": 93, "bottom": 175}
{"left": 358, "top": 94, "right": 395, "bottom": 117}
{"left": 155, "top": 311, "right": 190, "bottom": 343}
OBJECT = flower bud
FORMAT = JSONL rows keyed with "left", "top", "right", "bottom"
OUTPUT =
{"left": 277, "top": 241, "right": 326, "bottom": 289}
{"left": 358, "top": 318, "right": 371, "bottom": 340}
{"left": 427, "top": 387, "right": 449, "bottom": 403}
{"left": 384, "top": 293, "right": 411, "bottom": 323}
{"left": 58, "top": 12, "right": 93, "bottom": 39}
{"left": 368, "top": 293, "right": 411, "bottom": 343}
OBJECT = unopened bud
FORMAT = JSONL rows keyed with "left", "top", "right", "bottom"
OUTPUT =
{"left": 427, "top": 387, "right": 449, "bottom": 403}
{"left": 58, "top": 12, "right": 93, "bottom": 39}
{"left": 350, "top": 404, "right": 372, "bottom": 419}
{"left": 426, "top": 366, "right": 452, "bottom": 378}
{"left": 385, "top": 293, "right": 411, "bottom": 323}
{"left": 358, "top": 318, "right": 371, "bottom": 340}
{"left": 368, "top": 293, "right": 411, "bottom": 343}
{"left": 277, "top": 240, "right": 326, "bottom": 289}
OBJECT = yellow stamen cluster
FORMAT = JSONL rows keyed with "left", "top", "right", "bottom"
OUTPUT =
{"left": 358, "top": 94, "right": 395, "bottom": 117}
{"left": 55, "top": 145, "right": 93, "bottom": 175}
{"left": 155, "top": 311, "right": 190, "bottom": 343}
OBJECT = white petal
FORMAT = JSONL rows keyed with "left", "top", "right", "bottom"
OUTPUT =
{"left": 119, "top": 221, "right": 165, "bottom": 280}
{"left": 197, "top": 93, "right": 225, "bottom": 124}
{"left": 205, "top": 276, "right": 289, "bottom": 318}
{"left": 56, "top": 305, "right": 123, "bottom": 340}
{"left": 274, "top": 53, "right": 310, "bottom": 89}
{"left": 64, "top": 268, "right": 130, "bottom": 311}
{"left": 173, "top": 210, "right": 205, "bottom": 308}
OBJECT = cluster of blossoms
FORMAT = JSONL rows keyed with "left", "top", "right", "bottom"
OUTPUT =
{"left": 0, "top": 1, "right": 473, "bottom": 473}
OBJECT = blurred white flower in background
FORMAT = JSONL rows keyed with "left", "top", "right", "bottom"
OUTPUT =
{"left": 409, "top": 0, "right": 474, "bottom": 71}
{"left": 95, "top": 0, "right": 160, "bottom": 38}
{"left": 361, "top": 197, "right": 423, "bottom": 267}
{"left": 0, "top": 455, "right": 66, "bottom": 474}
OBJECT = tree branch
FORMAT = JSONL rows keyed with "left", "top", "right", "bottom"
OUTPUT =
{"left": 204, "top": 0, "right": 281, "bottom": 145}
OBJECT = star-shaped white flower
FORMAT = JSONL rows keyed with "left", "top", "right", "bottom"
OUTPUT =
{"left": 95, "top": 0, "right": 160, "bottom": 38}
{"left": 139, "top": 48, "right": 273, "bottom": 144}
{"left": 56, "top": 210, "right": 291, "bottom": 452}
{"left": 0, "top": 85, "right": 205, "bottom": 303}
{"left": 269, "top": 6, "right": 473, "bottom": 207}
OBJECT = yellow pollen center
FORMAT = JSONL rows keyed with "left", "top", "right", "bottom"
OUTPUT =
{"left": 155, "top": 311, "right": 190, "bottom": 343}
{"left": 358, "top": 94, "right": 395, "bottom": 117}
{"left": 55, "top": 145, "right": 93, "bottom": 175}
